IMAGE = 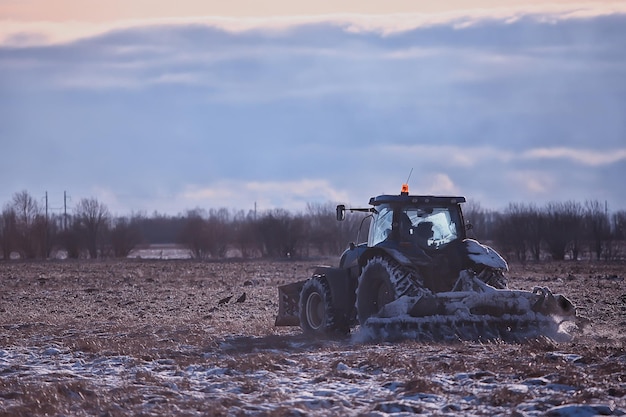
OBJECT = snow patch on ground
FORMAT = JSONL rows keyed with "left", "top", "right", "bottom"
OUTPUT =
{"left": 1, "top": 342, "right": 624, "bottom": 416}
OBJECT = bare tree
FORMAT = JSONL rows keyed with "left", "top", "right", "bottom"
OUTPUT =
{"left": 524, "top": 204, "right": 544, "bottom": 261}
{"left": 584, "top": 200, "right": 611, "bottom": 260}
{"left": 613, "top": 210, "right": 626, "bottom": 240}
{"left": 4, "top": 191, "right": 47, "bottom": 258}
{"left": 0, "top": 208, "right": 18, "bottom": 259}
{"left": 58, "top": 220, "right": 83, "bottom": 259}
{"left": 495, "top": 203, "right": 529, "bottom": 262}
{"left": 463, "top": 199, "right": 501, "bottom": 242}
{"left": 257, "top": 209, "right": 305, "bottom": 258}
{"left": 110, "top": 215, "right": 143, "bottom": 258}
{"left": 12, "top": 190, "right": 40, "bottom": 226}
{"left": 178, "top": 208, "right": 232, "bottom": 259}
{"left": 74, "top": 197, "right": 110, "bottom": 259}
{"left": 0, "top": 210, "right": 4, "bottom": 259}
{"left": 206, "top": 208, "right": 231, "bottom": 258}
{"left": 232, "top": 209, "right": 260, "bottom": 258}
{"left": 544, "top": 201, "right": 584, "bottom": 260}
{"left": 306, "top": 202, "right": 340, "bottom": 256}
{"left": 179, "top": 209, "right": 211, "bottom": 259}
{"left": 610, "top": 210, "right": 626, "bottom": 260}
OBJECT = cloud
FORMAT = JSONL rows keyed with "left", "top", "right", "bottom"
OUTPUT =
{"left": 508, "top": 170, "right": 556, "bottom": 195}
{"left": 2, "top": 3, "right": 626, "bottom": 46}
{"left": 521, "top": 147, "right": 626, "bottom": 166}
{"left": 415, "top": 173, "right": 460, "bottom": 195}
{"left": 378, "top": 145, "right": 626, "bottom": 168}
{"left": 378, "top": 145, "right": 514, "bottom": 168}
{"left": 179, "top": 179, "right": 350, "bottom": 213}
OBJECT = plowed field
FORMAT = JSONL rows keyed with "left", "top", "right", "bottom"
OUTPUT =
{"left": 1, "top": 259, "right": 625, "bottom": 416}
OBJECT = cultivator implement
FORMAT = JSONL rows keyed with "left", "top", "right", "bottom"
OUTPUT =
{"left": 361, "top": 272, "right": 582, "bottom": 342}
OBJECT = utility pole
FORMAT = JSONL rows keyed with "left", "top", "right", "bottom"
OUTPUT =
{"left": 64, "top": 191, "right": 68, "bottom": 230}
{"left": 45, "top": 191, "right": 49, "bottom": 257}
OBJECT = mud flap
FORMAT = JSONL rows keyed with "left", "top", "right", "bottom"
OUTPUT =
{"left": 275, "top": 281, "right": 304, "bottom": 327}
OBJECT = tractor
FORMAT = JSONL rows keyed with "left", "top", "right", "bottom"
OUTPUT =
{"left": 275, "top": 184, "right": 579, "bottom": 341}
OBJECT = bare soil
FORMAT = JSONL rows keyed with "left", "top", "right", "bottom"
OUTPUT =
{"left": 1, "top": 259, "right": 625, "bottom": 416}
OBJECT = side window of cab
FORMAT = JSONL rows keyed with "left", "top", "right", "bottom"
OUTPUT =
{"left": 369, "top": 206, "right": 393, "bottom": 246}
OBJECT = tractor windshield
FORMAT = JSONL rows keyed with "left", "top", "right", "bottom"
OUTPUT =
{"left": 369, "top": 204, "right": 463, "bottom": 250}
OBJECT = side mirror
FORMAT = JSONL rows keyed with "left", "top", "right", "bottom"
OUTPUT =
{"left": 336, "top": 204, "right": 346, "bottom": 221}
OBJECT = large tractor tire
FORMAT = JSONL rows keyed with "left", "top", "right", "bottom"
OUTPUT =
{"left": 299, "top": 275, "right": 349, "bottom": 336}
{"left": 356, "top": 256, "right": 423, "bottom": 325}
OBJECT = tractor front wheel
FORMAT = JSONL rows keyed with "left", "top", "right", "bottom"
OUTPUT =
{"left": 299, "top": 275, "right": 348, "bottom": 336}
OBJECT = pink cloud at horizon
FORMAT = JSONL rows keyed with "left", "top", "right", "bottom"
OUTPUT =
{"left": 2, "top": 0, "right": 626, "bottom": 22}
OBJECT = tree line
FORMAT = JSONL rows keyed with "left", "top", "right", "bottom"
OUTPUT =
{"left": 0, "top": 190, "right": 362, "bottom": 260}
{"left": 465, "top": 200, "right": 626, "bottom": 262}
{"left": 1, "top": 190, "right": 625, "bottom": 261}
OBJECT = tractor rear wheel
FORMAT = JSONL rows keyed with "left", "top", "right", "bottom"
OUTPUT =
{"left": 356, "top": 256, "right": 422, "bottom": 325}
{"left": 299, "top": 275, "right": 348, "bottom": 336}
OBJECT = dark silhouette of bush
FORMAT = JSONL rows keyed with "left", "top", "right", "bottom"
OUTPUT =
{"left": 74, "top": 198, "right": 110, "bottom": 259}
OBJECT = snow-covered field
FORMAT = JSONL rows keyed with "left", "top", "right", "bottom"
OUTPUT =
{"left": 1, "top": 260, "right": 625, "bottom": 416}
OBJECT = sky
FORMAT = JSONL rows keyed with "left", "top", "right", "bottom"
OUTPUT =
{"left": 1, "top": 1, "right": 625, "bottom": 216}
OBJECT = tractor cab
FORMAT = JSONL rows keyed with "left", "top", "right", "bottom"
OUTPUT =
{"left": 368, "top": 192, "right": 467, "bottom": 254}
{"left": 336, "top": 185, "right": 468, "bottom": 275}
{"left": 369, "top": 201, "right": 466, "bottom": 249}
